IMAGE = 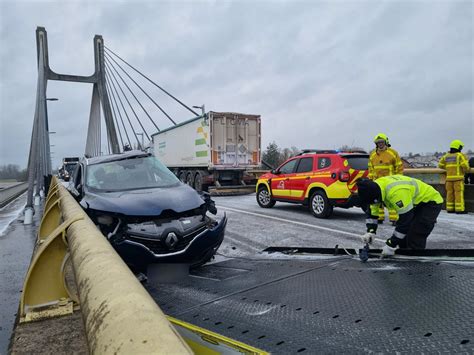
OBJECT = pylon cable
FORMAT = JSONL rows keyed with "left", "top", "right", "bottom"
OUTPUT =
{"left": 104, "top": 66, "right": 141, "bottom": 148}
{"left": 105, "top": 52, "right": 169, "bottom": 129}
{"left": 105, "top": 61, "right": 150, "bottom": 143}
{"left": 105, "top": 71, "right": 132, "bottom": 148}
{"left": 104, "top": 54, "right": 160, "bottom": 133}
{"left": 104, "top": 46, "right": 199, "bottom": 118}
{"left": 104, "top": 75, "right": 125, "bottom": 148}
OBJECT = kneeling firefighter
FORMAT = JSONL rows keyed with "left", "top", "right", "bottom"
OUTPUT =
{"left": 357, "top": 175, "right": 443, "bottom": 256}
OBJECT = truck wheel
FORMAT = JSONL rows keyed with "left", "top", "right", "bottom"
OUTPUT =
{"left": 178, "top": 171, "right": 186, "bottom": 183}
{"left": 310, "top": 190, "right": 333, "bottom": 218}
{"left": 194, "top": 171, "right": 207, "bottom": 192}
{"left": 186, "top": 171, "right": 194, "bottom": 188}
{"left": 256, "top": 186, "right": 276, "bottom": 208}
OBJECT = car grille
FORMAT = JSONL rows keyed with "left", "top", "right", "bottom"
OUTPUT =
{"left": 126, "top": 225, "right": 207, "bottom": 255}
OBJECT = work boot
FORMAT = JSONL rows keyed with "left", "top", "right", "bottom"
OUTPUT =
{"left": 447, "top": 211, "right": 455, "bottom": 213}
{"left": 456, "top": 211, "right": 467, "bottom": 214}
{"left": 378, "top": 220, "right": 384, "bottom": 224}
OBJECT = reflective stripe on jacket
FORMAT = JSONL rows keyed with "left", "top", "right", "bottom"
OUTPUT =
{"left": 368, "top": 148, "right": 403, "bottom": 180}
{"left": 370, "top": 175, "right": 443, "bottom": 217}
{"left": 438, "top": 152, "right": 469, "bottom": 181}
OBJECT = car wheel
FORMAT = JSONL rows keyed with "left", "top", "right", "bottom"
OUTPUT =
{"left": 310, "top": 190, "right": 333, "bottom": 218}
{"left": 186, "top": 172, "right": 194, "bottom": 188}
{"left": 256, "top": 186, "right": 276, "bottom": 208}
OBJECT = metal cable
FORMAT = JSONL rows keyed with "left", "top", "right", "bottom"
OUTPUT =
{"left": 105, "top": 70, "right": 132, "bottom": 148}
{"left": 104, "top": 46, "right": 199, "bottom": 118}
{"left": 104, "top": 65, "right": 141, "bottom": 148}
{"left": 104, "top": 61, "right": 150, "bottom": 144}
{"left": 104, "top": 53, "right": 161, "bottom": 132}
{"left": 104, "top": 74, "right": 125, "bottom": 149}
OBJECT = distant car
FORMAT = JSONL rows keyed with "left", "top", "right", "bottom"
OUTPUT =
{"left": 256, "top": 150, "right": 369, "bottom": 218}
{"left": 69, "top": 150, "right": 227, "bottom": 273}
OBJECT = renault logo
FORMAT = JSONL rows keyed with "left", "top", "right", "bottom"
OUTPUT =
{"left": 165, "top": 232, "right": 179, "bottom": 249}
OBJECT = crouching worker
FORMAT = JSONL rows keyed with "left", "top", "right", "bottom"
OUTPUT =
{"left": 357, "top": 175, "right": 443, "bottom": 256}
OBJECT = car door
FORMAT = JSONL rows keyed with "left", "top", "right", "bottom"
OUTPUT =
{"left": 271, "top": 158, "right": 298, "bottom": 199}
{"left": 291, "top": 157, "right": 315, "bottom": 199}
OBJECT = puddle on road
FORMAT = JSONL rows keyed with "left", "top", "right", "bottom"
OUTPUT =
{"left": 0, "top": 193, "right": 26, "bottom": 236}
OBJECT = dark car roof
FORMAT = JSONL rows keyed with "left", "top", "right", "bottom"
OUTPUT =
{"left": 84, "top": 150, "right": 151, "bottom": 166}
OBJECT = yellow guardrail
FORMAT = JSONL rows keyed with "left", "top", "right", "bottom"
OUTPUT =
{"left": 20, "top": 177, "right": 269, "bottom": 354}
{"left": 21, "top": 177, "right": 192, "bottom": 354}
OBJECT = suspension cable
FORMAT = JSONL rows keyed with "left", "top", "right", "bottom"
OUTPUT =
{"left": 104, "top": 65, "right": 141, "bottom": 148}
{"left": 104, "top": 76, "right": 125, "bottom": 149}
{"left": 104, "top": 51, "right": 171, "bottom": 128}
{"left": 105, "top": 71, "right": 131, "bottom": 148}
{"left": 104, "top": 46, "right": 200, "bottom": 117}
{"left": 104, "top": 61, "right": 150, "bottom": 143}
{"left": 104, "top": 54, "right": 160, "bottom": 132}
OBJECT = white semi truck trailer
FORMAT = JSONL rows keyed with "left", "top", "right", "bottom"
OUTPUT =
{"left": 151, "top": 111, "right": 261, "bottom": 191}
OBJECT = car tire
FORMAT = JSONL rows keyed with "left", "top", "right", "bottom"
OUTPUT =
{"left": 256, "top": 186, "right": 276, "bottom": 208}
{"left": 309, "top": 190, "right": 333, "bottom": 218}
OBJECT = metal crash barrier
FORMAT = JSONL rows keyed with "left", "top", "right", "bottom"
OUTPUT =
{"left": 21, "top": 177, "right": 192, "bottom": 354}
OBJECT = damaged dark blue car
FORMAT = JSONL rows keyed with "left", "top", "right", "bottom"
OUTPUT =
{"left": 69, "top": 150, "right": 227, "bottom": 273}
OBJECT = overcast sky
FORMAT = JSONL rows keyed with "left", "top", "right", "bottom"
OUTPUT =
{"left": 0, "top": 0, "right": 473, "bottom": 168}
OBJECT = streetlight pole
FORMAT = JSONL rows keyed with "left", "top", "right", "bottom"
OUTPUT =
{"left": 136, "top": 132, "right": 144, "bottom": 150}
{"left": 192, "top": 105, "right": 205, "bottom": 117}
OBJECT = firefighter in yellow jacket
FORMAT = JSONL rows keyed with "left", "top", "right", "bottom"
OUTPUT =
{"left": 438, "top": 140, "right": 469, "bottom": 214}
{"left": 368, "top": 133, "right": 404, "bottom": 225}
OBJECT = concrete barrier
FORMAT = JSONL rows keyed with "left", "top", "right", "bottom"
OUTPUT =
{"left": 404, "top": 168, "right": 474, "bottom": 212}
{"left": 0, "top": 182, "right": 28, "bottom": 208}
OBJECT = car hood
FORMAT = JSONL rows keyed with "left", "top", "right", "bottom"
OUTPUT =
{"left": 81, "top": 183, "right": 204, "bottom": 216}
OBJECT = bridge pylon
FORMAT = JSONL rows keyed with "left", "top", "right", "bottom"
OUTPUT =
{"left": 25, "top": 27, "right": 120, "bottom": 223}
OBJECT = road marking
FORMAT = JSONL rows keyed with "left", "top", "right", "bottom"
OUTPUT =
{"left": 217, "top": 205, "right": 385, "bottom": 243}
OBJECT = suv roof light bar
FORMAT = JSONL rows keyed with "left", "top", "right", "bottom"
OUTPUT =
{"left": 297, "top": 149, "right": 368, "bottom": 156}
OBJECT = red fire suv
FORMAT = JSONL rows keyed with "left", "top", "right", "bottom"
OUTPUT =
{"left": 256, "top": 150, "right": 369, "bottom": 218}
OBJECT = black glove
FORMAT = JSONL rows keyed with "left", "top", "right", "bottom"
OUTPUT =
{"left": 386, "top": 236, "right": 402, "bottom": 248}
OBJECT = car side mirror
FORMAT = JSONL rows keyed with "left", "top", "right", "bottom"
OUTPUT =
{"left": 271, "top": 169, "right": 280, "bottom": 175}
{"left": 70, "top": 186, "right": 80, "bottom": 198}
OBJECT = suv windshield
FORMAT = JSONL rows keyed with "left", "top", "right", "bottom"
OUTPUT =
{"left": 86, "top": 156, "right": 179, "bottom": 191}
{"left": 343, "top": 156, "right": 369, "bottom": 170}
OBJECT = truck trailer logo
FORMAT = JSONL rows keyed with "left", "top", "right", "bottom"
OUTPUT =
{"left": 195, "top": 120, "right": 208, "bottom": 158}
{"left": 158, "top": 141, "right": 166, "bottom": 156}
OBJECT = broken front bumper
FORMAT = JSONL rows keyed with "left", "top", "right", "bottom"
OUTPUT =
{"left": 113, "top": 214, "right": 227, "bottom": 269}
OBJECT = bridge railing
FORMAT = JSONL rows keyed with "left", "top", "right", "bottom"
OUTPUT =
{"left": 20, "top": 176, "right": 192, "bottom": 354}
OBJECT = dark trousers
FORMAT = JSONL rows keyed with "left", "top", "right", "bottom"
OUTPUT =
{"left": 398, "top": 202, "right": 442, "bottom": 249}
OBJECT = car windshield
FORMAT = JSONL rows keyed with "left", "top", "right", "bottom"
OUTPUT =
{"left": 86, "top": 156, "right": 180, "bottom": 191}
{"left": 343, "top": 156, "right": 369, "bottom": 170}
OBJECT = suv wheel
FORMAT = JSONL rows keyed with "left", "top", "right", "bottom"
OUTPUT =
{"left": 310, "top": 190, "right": 333, "bottom": 218}
{"left": 257, "top": 186, "right": 276, "bottom": 208}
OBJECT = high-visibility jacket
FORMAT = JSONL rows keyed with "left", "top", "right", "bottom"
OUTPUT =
{"left": 366, "top": 175, "right": 443, "bottom": 236}
{"left": 368, "top": 148, "right": 403, "bottom": 180}
{"left": 438, "top": 152, "right": 469, "bottom": 181}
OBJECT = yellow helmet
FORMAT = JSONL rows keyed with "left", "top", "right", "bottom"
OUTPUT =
{"left": 450, "top": 139, "right": 464, "bottom": 151}
{"left": 373, "top": 133, "right": 389, "bottom": 145}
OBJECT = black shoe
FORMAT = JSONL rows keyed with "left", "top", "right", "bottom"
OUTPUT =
{"left": 447, "top": 211, "right": 455, "bottom": 214}
{"left": 456, "top": 211, "right": 467, "bottom": 214}
{"left": 378, "top": 220, "right": 384, "bottom": 224}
